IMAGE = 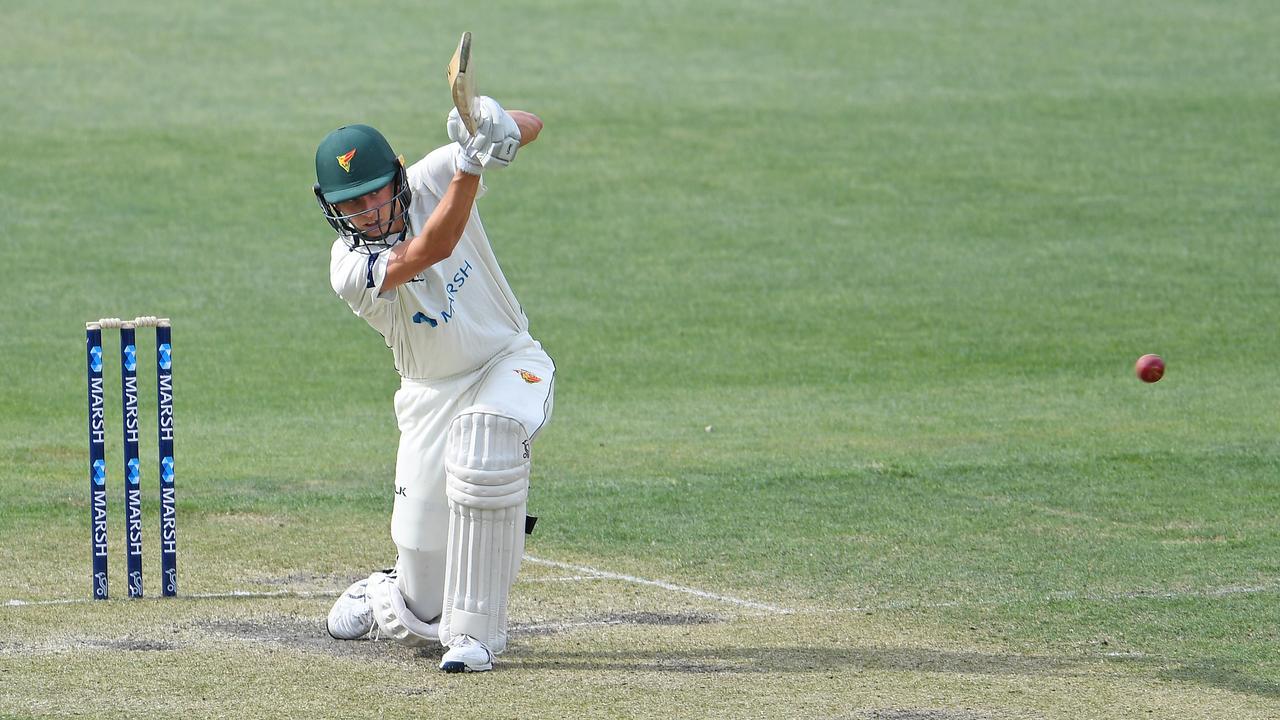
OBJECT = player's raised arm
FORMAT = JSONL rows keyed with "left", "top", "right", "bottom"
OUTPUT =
{"left": 382, "top": 98, "right": 524, "bottom": 291}
{"left": 381, "top": 169, "right": 480, "bottom": 291}
{"left": 508, "top": 110, "right": 542, "bottom": 146}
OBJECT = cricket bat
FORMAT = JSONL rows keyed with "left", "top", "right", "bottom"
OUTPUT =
{"left": 447, "top": 32, "right": 477, "bottom": 135}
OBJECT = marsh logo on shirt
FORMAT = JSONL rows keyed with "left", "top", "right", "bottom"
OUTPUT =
{"left": 410, "top": 259, "right": 473, "bottom": 329}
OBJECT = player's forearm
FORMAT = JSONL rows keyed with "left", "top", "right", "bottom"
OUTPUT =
{"left": 509, "top": 111, "right": 542, "bottom": 146}
{"left": 382, "top": 172, "right": 480, "bottom": 289}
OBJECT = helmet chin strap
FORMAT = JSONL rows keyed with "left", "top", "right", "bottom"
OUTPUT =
{"left": 343, "top": 215, "right": 408, "bottom": 251}
{"left": 369, "top": 224, "right": 410, "bottom": 250}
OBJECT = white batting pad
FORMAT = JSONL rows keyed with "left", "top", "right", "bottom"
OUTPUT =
{"left": 439, "top": 409, "right": 530, "bottom": 654}
{"left": 367, "top": 572, "right": 441, "bottom": 647}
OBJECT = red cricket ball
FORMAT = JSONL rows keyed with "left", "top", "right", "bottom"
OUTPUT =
{"left": 1135, "top": 354, "right": 1165, "bottom": 383}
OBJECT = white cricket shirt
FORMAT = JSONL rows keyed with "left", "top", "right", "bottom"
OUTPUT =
{"left": 330, "top": 144, "right": 530, "bottom": 380}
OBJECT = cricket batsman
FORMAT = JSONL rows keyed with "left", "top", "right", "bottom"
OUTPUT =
{"left": 312, "top": 89, "right": 553, "bottom": 673}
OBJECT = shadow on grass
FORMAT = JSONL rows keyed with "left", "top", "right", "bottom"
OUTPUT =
{"left": 1159, "top": 661, "right": 1280, "bottom": 699}
{"left": 509, "top": 644, "right": 1085, "bottom": 676}
{"left": 511, "top": 644, "right": 1280, "bottom": 698}
{"left": 197, "top": 615, "right": 1280, "bottom": 699}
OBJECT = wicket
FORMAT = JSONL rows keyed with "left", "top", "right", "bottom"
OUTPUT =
{"left": 86, "top": 316, "right": 177, "bottom": 600}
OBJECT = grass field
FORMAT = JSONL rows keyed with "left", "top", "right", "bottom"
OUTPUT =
{"left": 2, "top": 1, "right": 1278, "bottom": 717}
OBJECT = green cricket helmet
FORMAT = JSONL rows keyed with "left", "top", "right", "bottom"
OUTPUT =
{"left": 313, "top": 124, "right": 412, "bottom": 253}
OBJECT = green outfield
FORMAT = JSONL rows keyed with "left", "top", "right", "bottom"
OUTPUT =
{"left": 2, "top": 1, "right": 1278, "bottom": 717}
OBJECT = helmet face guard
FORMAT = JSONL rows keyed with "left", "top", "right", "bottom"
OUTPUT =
{"left": 313, "top": 164, "right": 412, "bottom": 254}
{"left": 313, "top": 124, "right": 412, "bottom": 254}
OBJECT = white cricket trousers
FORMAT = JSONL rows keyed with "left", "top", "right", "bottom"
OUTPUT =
{"left": 389, "top": 333, "right": 555, "bottom": 623}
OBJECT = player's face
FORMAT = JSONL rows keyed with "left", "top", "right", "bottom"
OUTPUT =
{"left": 334, "top": 183, "right": 403, "bottom": 238}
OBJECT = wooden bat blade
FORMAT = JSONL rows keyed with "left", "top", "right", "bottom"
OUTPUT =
{"left": 447, "top": 31, "right": 476, "bottom": 135}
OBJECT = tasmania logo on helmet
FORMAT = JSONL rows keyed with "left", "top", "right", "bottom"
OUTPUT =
{"left": 337, "top": 149, "right": 356, "bottom": 172}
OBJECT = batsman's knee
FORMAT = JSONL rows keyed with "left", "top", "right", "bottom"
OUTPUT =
{"left": 445, "top": 407, "right": 530, "bottom": 509}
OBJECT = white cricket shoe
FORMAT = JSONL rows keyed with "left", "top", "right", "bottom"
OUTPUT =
{"left": 325, "top": 575, "right": 378, "bottom": 640}
{"left": 439, "top": 634, "right": 494, "bottom": 673}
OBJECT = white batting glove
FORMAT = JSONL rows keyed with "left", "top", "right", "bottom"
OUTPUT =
{"left": 478, "top": 135, "right": 520, "bottom": 170}
{"left": 445, "top": 96, "right": 514, "bottom": 169}
{"left": 471, "top": 96, "right": 521, "bottom": 170}
{"left": 447, "top": 106, "right": 473, "bottom": 146}
{"left": 448, "top": 97, "right": 521, "bottom": 175}
{"left": 448, "top": 106, "right": 484, "bottom": 175}
{"left": 454, "top": 133, "right": 486, "bottom": 176}
{"left": 447, "top": 106, "right": 486, "bottom": 174}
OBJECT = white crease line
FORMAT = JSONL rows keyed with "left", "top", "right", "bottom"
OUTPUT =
{"left": 4, "top": 589, "right": 341, "bottom": 607}
{"left": 188, "top": 589, "right": 341, "bottom": 600}
{"left": 523, "top": 555, "right": 792, "bottom": 614}
{"left": 6, "top": 598, "right": 82, "bottom": 607}
{"left": 520, "top": 575, "right": 611, "bottom": 583}
{"left": 9, "top": 576, "right": 1279, "bottom": 614}
{"left": 2, "top": 579, "right": 606, "bottom": 605}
